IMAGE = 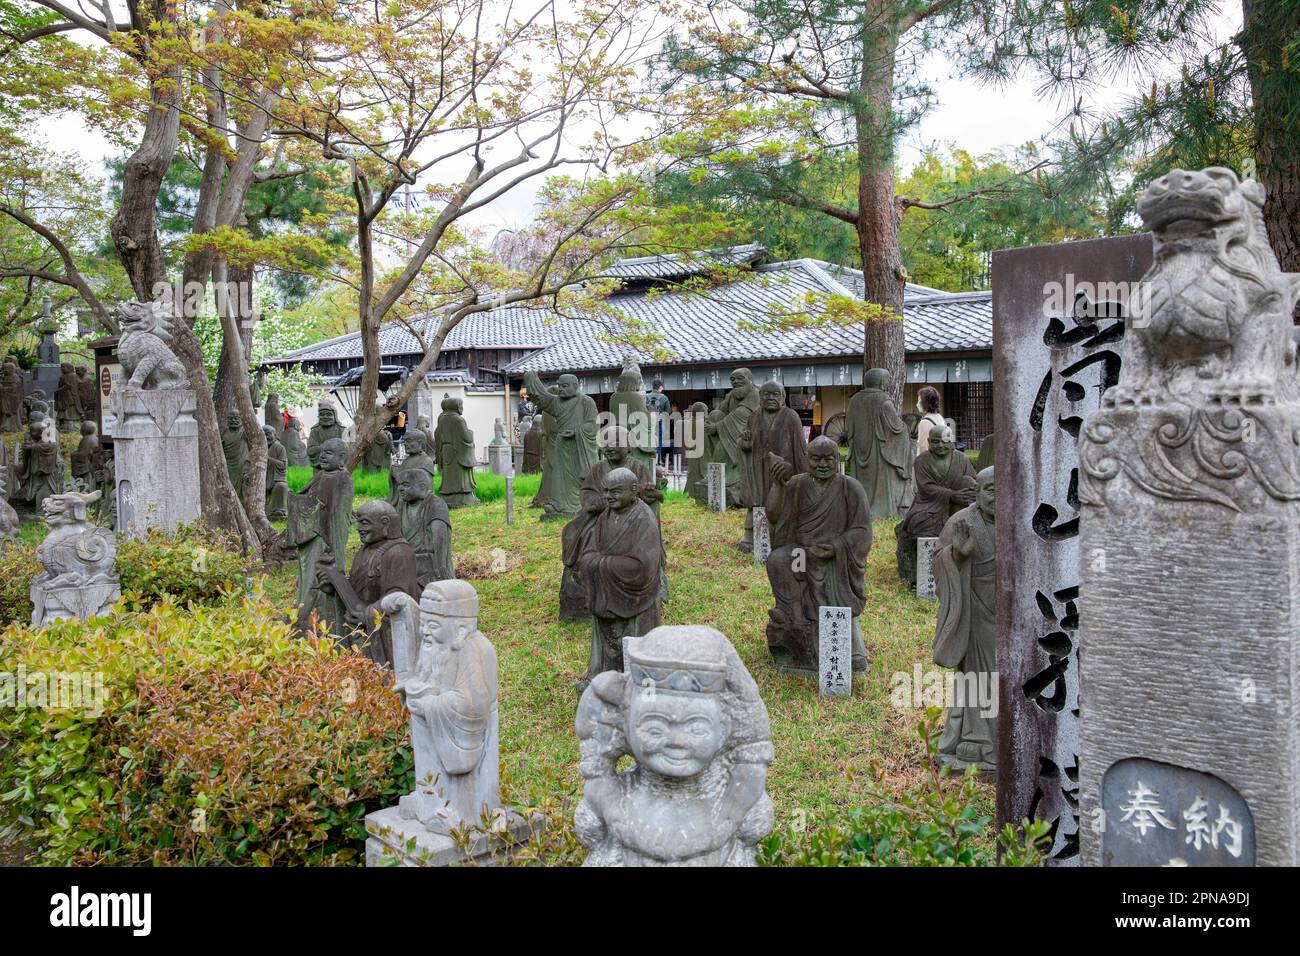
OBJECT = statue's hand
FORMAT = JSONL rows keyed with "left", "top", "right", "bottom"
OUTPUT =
{"left": 770, "top": 457, "right": 793, "bottom": 484}
{"left": 704, "top": 421, "right": 717, "bottom": 436}
{"left": 810, "top": 543, "right": 835, "bottom": 560}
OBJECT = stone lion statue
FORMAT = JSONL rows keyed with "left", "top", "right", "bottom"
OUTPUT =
{"left": 114, "top": 300, "right": 188, "bottom": 390}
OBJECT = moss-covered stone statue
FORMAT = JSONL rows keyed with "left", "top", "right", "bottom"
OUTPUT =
{"left": 286, "top": 437, "right": 353, "bottom": 634}
{"left": 895, "top": 425, "right": 976, "bottom": 589}
{"left": 523, "top": 370, "right": 599, "bottom": 520}
{"left": 221, "top": 409, "right": 251, "bottom": 503}
{"left": 263, "top": 424, "right": 290, "bottom": 519}
{"left": 434, "top": 395, "right": 479, "bottom": 508}
{"left": 395, "top": 467, "right": 455, "bottom": 587}
{"left": 843, "top": 367, "right": 911, "bottom": 519}
{"left": 706, "top": 368, "right": 759, "bottom": 548}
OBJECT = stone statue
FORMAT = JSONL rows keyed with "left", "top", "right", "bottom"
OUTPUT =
{"left": 0, "top": 495, "right": 17, "bottom": 548}
{"left": 529, "top": 403, "right": 556, "bottom": 510}
{"left": 307, "top": 401, "right": 346, "bottom": 470}
{"left": 416, "top": 413, "right": 436, "bottom": 455}
{"left": 433, "top": 395, "right": 479, "bottom": 508}
{"left": 15, "top": 418, "right": 63, "bottom": 511}
{"left": 30, "top": 490, "right": 119, "bottom": 626}
{"left": 221, "top": 409, "right": 251, "bottom": 503}
{"left": 285, "top": 437, "right": 353, "bottom": 633}
{"left": 362, "top": 425, "right": 393, "bottom": 472}
{"left": 933, "top": 466, "right": 996, "bottom": 773}
{"left": 94, "top": 454, "right": 116, "bottom": 530}
{"left": 706, "top": 368, "right": 759, "bottom": 547}
{"left": 316, "top": 499, "right": 420, "bottom": 667}
{"left": 395, "top": 468, "right": 455, "bottom": 587}
{"left": 844, "top": 367, "right": 911, "bottom": 519}
{"left": 76, "top": 365, "right": 97, "bottom": 423}
{"left": 575, "top": 466, "right": 662, "bottom": 683}
{"left": 522, "top": 371, "right": 599, "bottom": 520}
{"left": 607, "top": 356, "right": 654, "bottom": 468}
{"left": 895, "top": 425, "right": 976, "bottom": 588}
{"left": 492, "top": 417, "right": 506, "bottom": 445}
{"left": 24, "top": 389, "right": 49, "bottom": 425}
{"left": 559, "top": 426, "right": 661, "bottom": 622}
{"left": 70, "top": 421, "right": 102, "bottom": 494}
{"left": 389, "top": 428, "right": 438, "bottom": 504}
{"left": 742, "top": 380, "right": 807, "bottom": 515}
{"left": 113, "top": 300, "right": 188, "bottom": 390}
{"left": 685, "top": 401, "right": 709, "bottom": 505}
{"left": 282, "top": 415, "right": 310, "bottom": 468}
{"left": 764, "top": 435, "right": 872, "bottom": 674}
{"left": 974, "top": 433, "right": 994, "bottom": 472}
{"left": 574, "top": 624, "right": 774, "bottom": 866}
{"left": 55, "top": 362, "right": 82, "bottom": 431}
{"left": 264, "top": 391, "right": 284, "bottom": 437}
{"left": 520, "top": 416, "right": 543, "bottom": 474}
{"left": 1, "top": 356, "right": 25, "bottom": 432}
{"left": 263, "top": 425, "right": 289, "bottom": 519}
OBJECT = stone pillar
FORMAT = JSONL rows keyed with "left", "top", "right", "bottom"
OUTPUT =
{"left": 113, "top": 387, "right": 202, "bottom": 537}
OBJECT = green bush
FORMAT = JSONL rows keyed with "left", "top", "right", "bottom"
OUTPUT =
{"left": 757, "top": 709, "right": 1052, "bottom": 866}
{"left": 0, "top": 599, "right": 412, "bottom": 865}
{"left": 0, "top": 543, "right": 41, "bottom": 625}
{"left": 116, "top": 524, "right": 254, "bottom": 611}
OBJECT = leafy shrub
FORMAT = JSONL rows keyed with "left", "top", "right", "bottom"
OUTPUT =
{"left": 757, "top": 710, "right": 1052, "bottom": 866}
{"left": 0, "top": 598, "right": 412, "bottom": 865}
{"left": 0, "top": 543, "right": 41, "bottom": 625}
{"left": 116, "top": 524, "right": 254, "bottom": 610}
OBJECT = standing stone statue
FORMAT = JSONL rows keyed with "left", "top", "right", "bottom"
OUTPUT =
{"left": 933, "top": 466, "right": 996, "bottom": 773}
{"left": 15, "top": 418, "right": 63, "bottom": 511}
{"left": 316, "top": 499, "right": 420, "bottom": 667}
{"left": 684, "top": 401, "right": 710, "bottom": 505}
{"left": 95, "top": 454, "right": 116, "bottom": 530}
{"left": 706, "top": 368, "right": 759, "bottom": 548}
{"left": 55, "top": 362, "right": 83, "bottom": 431}
{"left": 30, "top": 490, "right": 119, "bottom": 626}
{"left": 844, "top": 367, "right": 912, "bottom": 519}
{"left": 574, "top": 624, "right": 774, "bottom": 866}
{"left": 70, "top": 420, "right": 102, "bottom": 494}
{"left": 307, "top": 401, "right": 346, "bottom": 469}
{"left": 221, "top": 409, "right": 251, "bottom": 503}
{"left": 559, "top": 426, "right": 661, "bottom": 622}
{"left": 764, "top": 436, "right": 872, "bottom": 674}
{"left": 520, "top": 416, "right": 543, "bottom": 474}
{"left": 0, "top": 442, "right": 18, "bottom": 546}
{"left": 742, "top": 380, "right": 807, "bottom": 515}
{"left": 76, "top": 365, "right": 97, "bottom": 424}
{"left": 24, "top": 389, "right": 50, "bottom": 425}
{"left": 263, "top": 425, "right": 290, "bottom": 519}
{"left": 285, "top": 437, "right": 353, "bottom": 634}
{"left": 895, "top": 425, "right": 976, "bottom": 589}
{"left": 362, "top": 425, "right": 393, "bottom": 471}
{"left": 529, "top": 404, "right": 557, "bottom": 510}
{"left": 389, "top": 428, "right": 438, "bottom": 504}
{"left": 264, "top": 391, "right": 284, "bottom": 438}
{"left": 575, "top": 467, "right": 662, "bottom": 683}
{"left": 608, "top": 356, "right": 654, "bottom": 469}
{"left": 395, "top": 468, "right": 455, "bottom": 587}
{"left": 433, "top": 395, "right": 479, "bottom": 508}
{"left": 0, "top": 356, "right": 24, "bottom": 433}
{"left": 416, "top": 413, "right": 436, "bottom": 456}
{"left": 522, "top": 370, "right": 599, "bottom": 520}
{"left": 282, "top": 415, "right": 310, "bottom": 468}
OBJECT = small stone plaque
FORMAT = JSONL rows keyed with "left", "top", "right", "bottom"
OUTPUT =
{"left": 505, "top": 475, "right": 514, "bottom": 525}
{"left": 916, "top": 537, "right": 939, "bottom": 599}
{"left": 818, "top": 606, "right": 852, "bottom": 697}
{"left": 706, "top": 462, "right": 726, "bottom": 513}
{"left": 1100, "top": 757, "right": 1255, "bottom": 867}
{"left": 752, "top": 506, "right": 771, "bottom": 565}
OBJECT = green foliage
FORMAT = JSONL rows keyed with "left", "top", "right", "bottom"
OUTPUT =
{"left": 757, "top": 709, "right": 1052, "bottom": 866}
{"left": 115, "top": 525, "right": 254, "bottom": 612}
{"left": 3, "top": 345, "right": 35, "bottom": 369}
{"left": 0, "top": 542, "right": 41, "bottom": 624}
{"left": 0, "top": 599, "right": 411, "bottom": 865}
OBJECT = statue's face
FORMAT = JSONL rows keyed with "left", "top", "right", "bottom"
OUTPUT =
{"left": 318, "top": 442, "right": 344, "bottom": 472}
{"left": 627, "top": 691, "right": 725, "bottom": 778}
{"left": 929, "top": 428, "right": 953, "bottom": 458}
{"left": 421, "top": 614, "right": 466, "bottom": 649}
{"left": 355, "top": 510, "right": 389, "bottom": 545}
{"left": 556, "top": 377, "right": 576, "bottom": 399}
{"left": 977, "top": 473, "right": 995, "bottom": 521}
{"left": 227, "top": 412, "right": 240, "bottom": 430}
{"left": 730, "top": 371, "right": 747, "bottom": 389}
{"left": 602, "top": 476, "right": 637, "bottom": 511}
{"left": 319, "top": 408, "right": 336, "bottom": 427}
{"left": 808, "top": 445, "right": 838, "bottom": 480}
{"left": 398, "top": 474, "right": 425, "bottom": 502}
{"left": 601, "top": 443, "right": 628, "bottom": 466}
{"left": 406, "top": 433, "right": 425, "bottom": 455}
{"left": 760, "top": 387, "right": 783, "bottom": 411}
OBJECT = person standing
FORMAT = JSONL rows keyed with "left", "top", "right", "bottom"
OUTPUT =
{"left": 646, "top": 377, "right": 671, "bottom": 465}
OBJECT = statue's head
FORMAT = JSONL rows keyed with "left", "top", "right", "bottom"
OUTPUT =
{"left": 32, "top": 388, "right": 45, "bottom": 402}
{"left": 602, "top": 466, "right": 639, "bottom": 512}
{"left": 598, "top": 425, "right": 631, "bottom": 465}
{"left": 60, "top": 362, "right": 73, "bottom": 373}
{"left": 405, "top": 430, "right": 426, "bottom": 455}
{"left": 616, "top": 356, "right": 643, "bottom": 393}
{"left": 419, "top": 579, "right": 479, "bottom": 651}
{"left": 759, "top": 380, "right": 785, "bottom": 411}
{"left": 318, "top": 437, "right": 347, "bottom": 472}
{"left": 261, "top": 424, "right": 277, "bottom": 443}
{"left": 80, "top": 420, "right": 96, "bottom": 438}
{"left": 730, "top": 368, "right": 753, "bottom": 390}
{"left": 397, "top": 467, "right": 432, "bottom": 503}
{"left": 689, "top": 401, "right": 708, "bottom": 418}
{"left": 928, "top": 424, "right": 955, "bottom": 459}
{"left": 267, "top": 392, "right": 279, "bottom": 405}
{"left": 75, "top": 365, "right": 88, "bottom": 378}
{"left": 318, "top": 402, "right": 337, "bottom": 427}
{"left": 41, "top": 489, "right": 102, "bottom": 525}
{"left": 976, "top": 466, "right": 995, "bottom": 522}
{"left": 114, "top": 300, "right": 171, "bottom": 341}
{"left": 807, "top": 435, "right": 839, "bottom": 480}
{"left": 864, "top": 367, "right": 889, "bottom": 391}
{"left": 354, "top": 499, "right": 400, "bottom": 547}
{"left": 27, "top": 419, "right": 43, "bottom": 440}
{"left": 556, "top": 374, "right": 579, "bottom": 399}
{"left": 226, "top": 409, "right": 241, "bottom": 430}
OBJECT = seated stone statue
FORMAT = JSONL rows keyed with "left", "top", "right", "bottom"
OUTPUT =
{"left": 31, "top": 490, "right": 119, "bottom": 626}
{"left": 285, "top": 437, "right": 353, "bottom": 634}
{"left": 933, "top": 467, "right": 997, "bottom": 772}
{"left": 395, "top": 468, "right": 455, "bottom": 587}
{"left": 574, "top": 625, "right": 775, "bottom": 866}
{"left": 263, "top": 425, "right": 289, "bottom": 519}
{"left": 575, "top": 467, "right": 662, "bottom": 683}
{"left": 895, "top": 425, "right": 976, "bottom": 589}
{"left": 764, "top": 436, "right": 871, "bottom": 673}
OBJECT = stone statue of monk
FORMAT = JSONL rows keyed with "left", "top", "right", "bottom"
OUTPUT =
{"left": 764, "top": 436, "right": 871, "bottom": 673}
{"left": 706, "top": 368, "right": 759, "bottom": 548}
{"left": 15, "top": 418, "right": 63, "bottom": 510}
{"left": 523, "top": 370, "right": 599, "bottom": 521}
{"left": 286, "top": 437, "right": 353, "bottom": 633}
{"left": 389, "top": 428, "right": 438, "bottom": 505}
{"left": 607, "top": 356, "right": 654, "bottom": 469}
{"left": 684, "top": 401, "right": 709, "bottom": 505}
{"left": 434, "top": 395, "right": 480, "bottom": 508}
{"left": 933, "top": 466, "right": 997, "bottom": 773}
{"left": 307, "top": 401, "right": 346, "bottom": 470}
{"left": 896, "top": 425, "right": 976, "bottom": 589}
{"left": 844, "top": 367, "right": 912, "bottom": 519}
{"left": 742, "top": 380, "right": 807, "bottom": 509}
{"left": 395, "top": 467, "right": 455, "bottom": 587}
{"left": 263, "top": 424, "right": 289, "bottom": 519}
{"left": 521, "top": 416, "right": 544, "bottom": 474}
{"left": 221, "top": 409, "right": 251, "bottom": 503}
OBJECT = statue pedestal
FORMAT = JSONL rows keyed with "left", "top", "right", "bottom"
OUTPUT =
{"left": 364, "top": 806, "right": 541, "bottom": 867}
{"left": 113, "top": 387, "right": 201, "bottom": 537}
{"left": 488, "top": 442, "right": 512, "bottom": 477}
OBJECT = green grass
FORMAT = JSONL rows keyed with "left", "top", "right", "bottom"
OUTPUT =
{"left": 286, "top": 466, "right": 544, "bottom": 505}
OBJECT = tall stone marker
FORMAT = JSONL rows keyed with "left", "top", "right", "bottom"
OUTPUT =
{"left": 992, "top": 233, "right": 1153, "bottom": 864}
{"left": 751, "top": 505, "right": 771, "bottom": 565}
{"left": 915, "top": 536, "right": 938, "bottom": 600}
{"left": 819, "top": 606, "right": 852, "bottom": 698}
{"left": 706, "top": 461, "right": 726, "bottom": 513}
{"left": 1079, "top": 167, "right": 1300, "bottom": 866}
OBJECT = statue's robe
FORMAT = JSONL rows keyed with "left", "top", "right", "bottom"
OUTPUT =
{"left": 70, "top": 438, "right": 102, "bottom": 494}
{"left": 55, "top": 369, "right": 82, "bottom": 430}
{"left": 362, "top": 428, "right": 393, "bottom": 471}
{"left": 265, "top": 438, "right": 289, "bottom": 518}
{"left": 522, "top": 421, "right": 543, "bottom": 474}
{"left": 434, "top": 411, "right": 478, "bottom": 505}
{"left": 0, "top": 365, "right": 23, "bottom": 433}
{"left": 579, "top": 498, "right": 661, "bottom": 678}
{"left": 697, "top": 411, "right": 729, "bottom": 503}
{"left": 765, "top": 472, "right": 872, "bottom": 670}
{"left": 527, "top": 379, "right": 599, "bottom": 518}
{"left": 16, "top": 436, "right": 62, "bottom": 509}
{"left": 608, "top": 388, "right": 654, "bottom": 469}
{"left": 403, "top": 631, "right": 499, "bottom": 831}
{"left": 559, "top": 457, "right": 658, "bottom": 621}
{"left": 77, "top": 373, "right": 97, "bottom": 421}
{"left": 346, "top": 535, "right": 420, "bottom": 667}
{"left": 715, "top": 383, "right": 759, "bottom": 507}
{"left": 388, "top": 452, "right": 438, "bottom": 505}
{"left": 282, "top": 422, "right": 310, "bottom": 468}
{"left": 745, "top": 405, "right": 808, "bottom": 505}
{"left": 398, "top": 493, "right": 455, "bottom": 586}
{"left": 307, "top": 420, "right": 345, "bottom": 469}
{"left": 287, "top": 468, "right": 353, "bottom": 633}
{"left": 529, "top": 406, "right": 557, "bottom": 508}
{"left": 684, "top": 408, "right": 708, "bottom": 505}
{"left": 844, "top": 385, "right": 912, "bottom": 519}
{"left": 932, "top": 502, "right": 997, "bottom": 771}
{"left": 221, "top": 426, "right": 251, "bottom": 502}
{"left": 895, "top": 451, "right": 977, "bottom": 587}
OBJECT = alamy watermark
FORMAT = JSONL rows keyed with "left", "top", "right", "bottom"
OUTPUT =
{"left": 1, "top": 666, "right": 106, "bottom": 717}
{"left": 889, "top": 663, "right": 999, "bottom": 718}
